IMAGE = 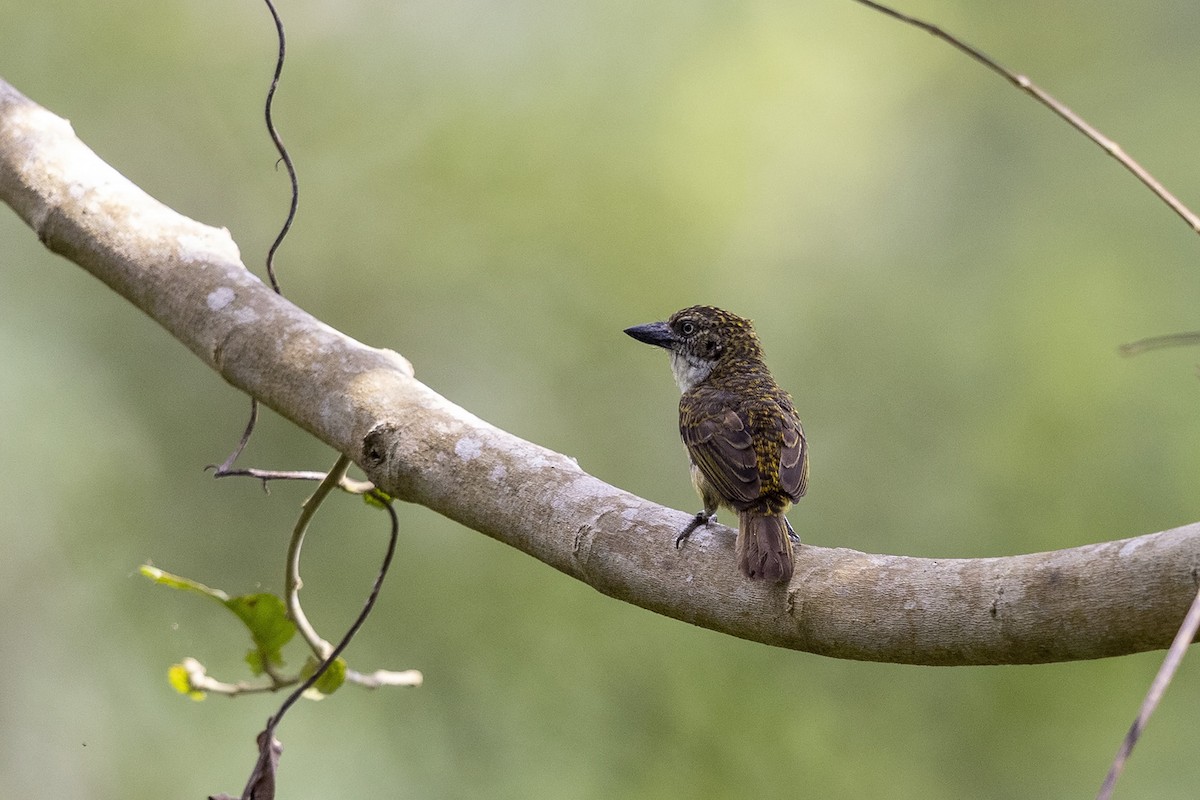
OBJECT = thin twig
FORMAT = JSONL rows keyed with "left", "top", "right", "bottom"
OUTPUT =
{"left": 211, "top": 466, "right": 376, "bottom": 495}
{"left": 211, "top": 0, "right": 298, "bottom": 481}
{"left": 1119, "top": 331, "right": 1200, "bottom": 357}
{"left": 261, "top": 0, "right": 296, "bottom": 295}
{"left": 1096, "top": 579, "right": 1200, "bottom": 799}
{"left": 180, "top": 657, "right": 298, "bottom": 697}
{"left": 284, "top": 455, "right": 352, "bottom": 659}
{"left": 345, "top": 667, "right": 424, "bottom": 688}
{"left": 850, "top": 0, "right": 1200, "bottom": 236}
{"left": 239, "top": 461, "right": 403, "bottom": 799}
{"left": 209, "top": 396, "right": 259, "bottom": 476}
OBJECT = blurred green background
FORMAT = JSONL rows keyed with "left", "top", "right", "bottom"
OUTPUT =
{"left": 3, "top": 0, "right": 1200, "bottom": 797}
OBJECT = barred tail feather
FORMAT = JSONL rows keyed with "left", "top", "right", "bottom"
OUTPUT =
{"left": 736, "top": 512, "right": 795, "bottom": 582}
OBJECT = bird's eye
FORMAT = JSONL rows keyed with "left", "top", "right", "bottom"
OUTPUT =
{"left": 680, "top": 321, "right": 696, "bottom": 336}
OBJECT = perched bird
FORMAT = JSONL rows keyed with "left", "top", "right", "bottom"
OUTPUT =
{"left": 624, "top": 306, "right": 808, "bottom": 582}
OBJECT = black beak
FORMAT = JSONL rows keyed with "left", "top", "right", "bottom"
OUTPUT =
{"left": 624, "top": 320, "right": 675, "bottom": 350}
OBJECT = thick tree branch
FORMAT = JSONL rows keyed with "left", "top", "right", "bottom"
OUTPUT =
{"left": 2, "top": 78, "right": 1198, "bottom": 666}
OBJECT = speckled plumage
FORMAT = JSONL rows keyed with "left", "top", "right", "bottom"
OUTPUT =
{"left": 625, "top": 306, "right": 808, "bottom": 582}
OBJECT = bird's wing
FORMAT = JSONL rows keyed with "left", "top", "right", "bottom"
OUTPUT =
{"left": 680, "top": 403, "right": 761, "bottom": 506}
{"left": 777, "top": 407, "right": 808, "bottom": 501}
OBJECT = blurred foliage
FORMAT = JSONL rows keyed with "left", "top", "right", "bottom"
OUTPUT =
{"left": 3, "top": 0, "right": 1200, "bottom": 797}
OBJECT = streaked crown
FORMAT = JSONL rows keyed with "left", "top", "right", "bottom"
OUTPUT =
{"left": 667, "top": 305, "right": 764, "bottom": 365}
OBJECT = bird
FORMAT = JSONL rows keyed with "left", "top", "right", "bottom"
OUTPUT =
{"left": 624, "top": 305, "right": 808, "bottom": 582}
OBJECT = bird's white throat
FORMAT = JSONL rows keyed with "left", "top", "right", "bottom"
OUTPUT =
{"left": 670, "top": 351, "right": 714, "bottom": 393}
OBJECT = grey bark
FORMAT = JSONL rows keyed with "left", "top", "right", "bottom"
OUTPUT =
{"left": 2, "top": 77, "right": 1197, "bottom": 665}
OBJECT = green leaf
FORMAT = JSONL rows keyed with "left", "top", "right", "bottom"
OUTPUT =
{"left": 225, "top": 593, "right": 296, "bottom": 670}
{"left": 141, "top": 565, "right": 296, "bottom": 674}
{"left": 300, "top": 656, "right": 347, "bottom": 699}
{"left": 244, "top": 648, "right": 266, "bottom": 677}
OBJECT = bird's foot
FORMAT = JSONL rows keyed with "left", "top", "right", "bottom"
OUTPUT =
{"left": 676, "top": 511, "right": 715, "bottom": 548}
{"left": 784, "top": 517, "right": 800, "bottom": 545}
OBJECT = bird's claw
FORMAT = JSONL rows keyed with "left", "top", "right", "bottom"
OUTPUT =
{"left": 784, "top": 517, "right": 801, "bottom": 545}
{"left": 676, "top": 511, "right": 715, "bottom": 548}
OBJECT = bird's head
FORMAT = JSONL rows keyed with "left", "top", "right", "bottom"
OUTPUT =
{"left": 624, "top": 305, "right": 764, "bottom": 392}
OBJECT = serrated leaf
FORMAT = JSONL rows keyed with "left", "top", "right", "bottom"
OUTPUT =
{"left": 167, "top": 663, "right": 205, "bottom": 701}
{"left": 300, "top": 655, "right": 347, "bottom": 699}
{"left": 225, "top": 593, "right": 296, "bottom": 670}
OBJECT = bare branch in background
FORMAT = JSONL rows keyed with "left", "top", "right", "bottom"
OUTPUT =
{"left": 852, "top": 0, "right": 1200, "bottom": 236}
